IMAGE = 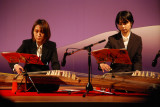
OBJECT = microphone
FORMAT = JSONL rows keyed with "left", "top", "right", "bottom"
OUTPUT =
{"left": 152, "top": 50, "right": 160, "bottom": 67}
{"left": 61, "top": 52, "right": 68, "bottom": 67}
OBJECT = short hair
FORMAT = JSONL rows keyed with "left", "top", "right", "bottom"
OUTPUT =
{"left": 115, "top": 10, "right": 134, "bottom": 30}
{"left": 31, "top": 19, "right": 51, "bottom": 43}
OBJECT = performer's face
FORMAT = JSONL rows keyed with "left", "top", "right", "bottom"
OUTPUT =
{"left": 33, "top": 25, "right": 45, "bottom": 45}
{"left": 117, "top": 20, "right": 132, "bottom": 34}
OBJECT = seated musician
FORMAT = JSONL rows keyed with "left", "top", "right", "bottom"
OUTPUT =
{"left": 99, "top": 10, "right": 142, "bottom": 73}
{"left": 9, "top": 19, "right": 60, "bottom": 92}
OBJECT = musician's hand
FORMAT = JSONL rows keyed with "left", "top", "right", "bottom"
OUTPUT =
{"left": 100, "top": 63, "right": 112, "bottom": 73}
{"left": 14, "top": 64, "right": 24, "bottom": 74}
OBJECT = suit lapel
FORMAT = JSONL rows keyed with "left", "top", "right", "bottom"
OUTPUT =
{"left": 127, "top": 32, "right": 134, "bottom": 51}
{"left": 30, "top": 41, "right": 37, "bottom": 54}
{"left": 117, "top": 33, "right": 125, "bottom": 49}
{"left": 41, "top": 42, "right": 49, "bottom": 62}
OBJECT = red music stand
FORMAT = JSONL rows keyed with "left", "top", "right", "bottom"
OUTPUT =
{"left": 91, "top": 48, "right": 132, "bottom": 64}
{"left": 91, "top": 48, "right": 132, "bottom": 77}
{"left": 1, "top": 52, "right": 44, "bottom": 94}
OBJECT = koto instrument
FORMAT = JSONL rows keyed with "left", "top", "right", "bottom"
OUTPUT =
{"left": 0, "top": 70, "right": 160, "bottom": 93}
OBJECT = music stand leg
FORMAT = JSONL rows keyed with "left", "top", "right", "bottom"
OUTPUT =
{"left": 15, "top": 76, "right": 25, "bottom": 94}
{"left": 24, "top": 73, "right": 39, "bottom": 93}
{"left": 24, "top": 64, "right": 39, "bottom": 93}
{"left": 28, "top": 76, "right": 39, "bottom": 93}
{"left": 15, "top": 73, "right": 39, "bottom": 94}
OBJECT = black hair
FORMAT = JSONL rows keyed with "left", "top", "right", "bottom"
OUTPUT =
{"left": 31, "top": 19, "right": 51, "bottom": 43}
{"left": 115, "top": 10, "right": 134, "bottom": 30}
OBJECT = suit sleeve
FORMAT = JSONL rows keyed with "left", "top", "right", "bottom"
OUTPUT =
{"left": 132, "top": 37, "right": 142, "bottom": 71}
{"left": 51, "top": 43, "right": 60, "bottom": 70}
{"left": 104, "top": 36, "right": 112, "bottom": 49}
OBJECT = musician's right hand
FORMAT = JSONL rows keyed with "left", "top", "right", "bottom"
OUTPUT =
{"left": 100, "top": 63, "right": 112, "bottom": 73}
{"left": 14, "top": 64, "right": 24, "bottom": 74}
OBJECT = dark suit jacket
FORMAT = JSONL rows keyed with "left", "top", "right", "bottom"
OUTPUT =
{"left": 103, "top": 32, "right": 142, "bottom": 72}
{"left": 9, "top": 39, "right": 60, "bottom": 72}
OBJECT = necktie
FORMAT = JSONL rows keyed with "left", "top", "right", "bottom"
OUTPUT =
{"left": 37, "top": 46, "right": 42, "bottom": 59}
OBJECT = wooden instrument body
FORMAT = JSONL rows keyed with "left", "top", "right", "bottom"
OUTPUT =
{"left": 0, "top": 71, "right": 160, "bottom": 93}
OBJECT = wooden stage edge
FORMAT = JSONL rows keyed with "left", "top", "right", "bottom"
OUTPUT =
{"left": 0, "top": 85, "right": 147, "bottom": 103}
{"left": 1, "top": 86, "right": 159, "bottom": 107}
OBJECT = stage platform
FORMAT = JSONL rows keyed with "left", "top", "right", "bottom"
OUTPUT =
{"left": 0, "top": 85, "right": 154, "bottom": 107}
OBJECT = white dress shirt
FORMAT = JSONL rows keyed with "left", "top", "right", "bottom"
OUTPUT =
{"left": 121, "top": 32, "right": 131, "bottom": 49}
{"left": 36, "top": 43, "right": 43, "bottom": 59}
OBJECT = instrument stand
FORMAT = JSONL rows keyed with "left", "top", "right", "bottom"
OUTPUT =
{"left": 82, "top": 47, "right": 114, "bottom": 97}
{"left": 15, "top": 65, "right": 39, "bottom": 94}
{"left": 83, "top": 47, "right": 93, "bottom": 97}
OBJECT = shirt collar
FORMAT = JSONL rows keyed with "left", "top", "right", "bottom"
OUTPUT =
{"left": 36, "top": 43, "right": 43, "bottom": 48}
{"left": 121, "top": 32, "right": 131, "bottom": 39}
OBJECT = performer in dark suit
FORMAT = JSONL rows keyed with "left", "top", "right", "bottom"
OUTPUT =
{"left": 10, "top": 39, "right": 60, "bottom": 72}
{"left": 9, "top": 19, "right": 60, "bottom": 73}
{"left": 9, "top": 19, "right": 60, "bottom": 91}
{"left": 99, "top": 10, "right": 142, "bottom": 73}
